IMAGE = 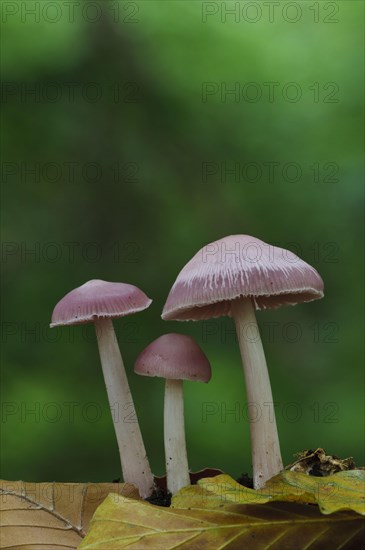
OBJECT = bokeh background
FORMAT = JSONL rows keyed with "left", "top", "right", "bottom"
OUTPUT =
{"left": 1, "top": 0, "right": 364, "bottom": 483}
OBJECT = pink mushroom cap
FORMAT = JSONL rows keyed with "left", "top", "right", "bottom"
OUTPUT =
{"left": 134, "top": 333, "right": 211, "bottom": 382}
{"left": 50, "top": 279, "right": 152, "bottom": 327}
{"left": 162, "top": 235, "right": 324, "bottom": 321}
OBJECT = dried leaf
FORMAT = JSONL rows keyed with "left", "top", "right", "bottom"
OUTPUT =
{"left": 79, "top": 492, "right": 364, "bottom": 549}
{"left": 0, "top": 479, "right": 139, "bottom": 549}
{"left": 287, "top": 448, "right": 356, "bottom": 476}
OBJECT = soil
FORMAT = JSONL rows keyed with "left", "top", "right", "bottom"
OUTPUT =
{"left": 236, "top": 473, "right": 254, "bottom": 488}
{"left": 146, "top": 488, "right": 172, "bottom": 507}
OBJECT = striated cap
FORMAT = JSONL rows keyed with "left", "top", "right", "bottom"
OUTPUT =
{"left": 50, "top": 279, "right": 152, "bottom": 327}
{"left": 134, "top": 333, "right": 211, "bottom": 382}
{"left": 162, "top": 235, "right": 324, "bottom": 321}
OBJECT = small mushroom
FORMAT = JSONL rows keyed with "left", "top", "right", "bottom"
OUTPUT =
{"left": 162, "top": 235, "right": 324, "bottom": 488}
{"left": 134, "top": 333, "right": 211, "bottom": 495}
{"left": 50, "top": 279, "right": 154, "bottom": 498}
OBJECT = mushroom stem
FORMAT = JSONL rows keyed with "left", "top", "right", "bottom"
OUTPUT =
{"left": 164, "top": 378, "right": 190, "bottom": 495}
{"left": 95, "top": 318, "right": 154, "bottom": 498}
{"left": 231, "top": 298, "right": 283, "bottom": 489}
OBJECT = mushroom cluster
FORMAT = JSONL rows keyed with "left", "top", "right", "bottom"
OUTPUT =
{"left": 50, "top": 234, "right": 324, "bottom": 496}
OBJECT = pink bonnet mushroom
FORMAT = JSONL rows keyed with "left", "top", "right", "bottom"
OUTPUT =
{"left": 134, "top": 333, "right": 211, "bottom": 495}
{"left": 50, "top": 279, "right": 154, "bottom": 498}
{"left": 162, "top": 235, "right": 324, "bottom": 488}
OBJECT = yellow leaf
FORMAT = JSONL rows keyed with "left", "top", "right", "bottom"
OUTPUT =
{"left": 0, "top": 479, "right": 139, "bottom": 549}
{"left": 173, "top": 471, "right": 365, "bottom": 516}
{"left": 79, "top": 492, "right": 364, "bottom": 549}
{"left": 172, "top": 474, "right": 273, "bottom": 508}
{"left": 279, "top": 470, "right": 365, "bottom": 515}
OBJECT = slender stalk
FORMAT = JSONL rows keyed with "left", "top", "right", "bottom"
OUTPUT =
{"left": 231, "top": 298, "right": 283, "bottom": 489}
{"left": 95, "top": 318, "right": 154, "bottom": 498}
{"left": 164, "top": 379, "right": 190, "bottom": 495}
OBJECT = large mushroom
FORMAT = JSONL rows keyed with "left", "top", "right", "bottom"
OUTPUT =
{"left": 162, "top": 235, "right": 324, "bottom": 488}
{"left": 50, "top": 279, "right": 154, "bottom": 498}
{"left": 134, "top": 333, "right": 211, "bottom": 495}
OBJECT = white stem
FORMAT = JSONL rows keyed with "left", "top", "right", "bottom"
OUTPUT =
{"left": 231, "top": 298, "right": 283, "bottom": 489}
{"left": 95, "top": 318, "right": 154, "bottom": 498}
{"left": 164, "top": 379, "right": 190, "bottom": 495}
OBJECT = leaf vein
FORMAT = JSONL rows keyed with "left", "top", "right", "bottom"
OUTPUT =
{"left": 336, "top": 524, "right": 365, "bottom": 550}
{"left": 0, "top": 488, "right": 85, "bottom": 538}
{"left": 263, "top": 526, "right": 293, "bottom": 549}
{"left": 302, "top": 527, "right": 330, "bottom": 550}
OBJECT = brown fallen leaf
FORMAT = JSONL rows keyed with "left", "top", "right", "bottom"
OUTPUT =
{"left": 79, "top": 492, "right": 365, "bottom": 549}
{"left": 0, "top": 480, "right": 139, "bottom": 550}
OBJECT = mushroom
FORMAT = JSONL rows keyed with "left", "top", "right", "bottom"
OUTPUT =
{"left": 50, "top": 279, "right": 154, "bottom": 498}
{"left": 161, "top": 235, "right": 324, "bottom": 488}
{"left": 134, "top": 333, "right": 211, "bottom": 495}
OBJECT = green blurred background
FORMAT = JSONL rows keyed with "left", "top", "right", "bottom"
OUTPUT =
{"left": 1, "top": 0, "right": 364, "bottom": 483}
